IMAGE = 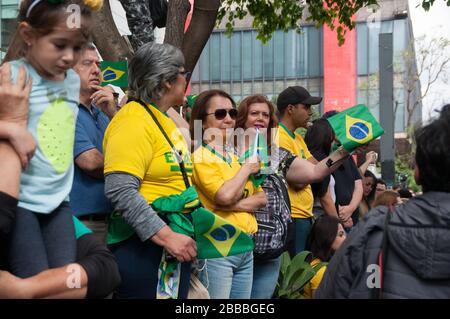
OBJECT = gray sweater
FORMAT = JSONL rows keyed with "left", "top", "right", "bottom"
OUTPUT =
{"left": 104, "top": 172, "right": 166, "bottom": 242}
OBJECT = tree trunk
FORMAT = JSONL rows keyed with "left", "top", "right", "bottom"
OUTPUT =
{"left": 182, "top": 0, "right": 221, "bottom": 74}
{"left": 91, "top": 0, "right": 134, "bottom": 61}
{"left": 164, "top": 0, "right": 191, "bottom": 49}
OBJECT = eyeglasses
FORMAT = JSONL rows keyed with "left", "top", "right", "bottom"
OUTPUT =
{"left": 206, "top": 108, "right": 238, "bottom": 120}
{"left": 179, "top": 70, "right": 191, "bottom": 79}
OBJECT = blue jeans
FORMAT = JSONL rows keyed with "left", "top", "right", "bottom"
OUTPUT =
{"left": 8, "top": 202, "right": 76, "bottom": 278}
{"left": 110, "top": 234, "right": 191, "bottom": 299}
{"left": 289, "top": 217, "right": 313, "bottom": 257}
{"left": 199, "top": 251, "right": 253, "bottom": 299}
{"left": 251, "top": 256, "right": 281, "bottom": 299}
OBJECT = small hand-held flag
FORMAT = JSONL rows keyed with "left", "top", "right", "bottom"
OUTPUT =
{"left": 100, "top": 61, "right": 128, "bottom": 87}
{"left": 238, "top": 128, "right": 269, "bottom": 187}
{"left": 326, "top": 104, "right": 384, "bottom": 151}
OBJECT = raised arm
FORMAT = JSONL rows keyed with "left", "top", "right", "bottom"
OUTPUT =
{"left": 286, "top": 147, "right": 349, "bottom": 188}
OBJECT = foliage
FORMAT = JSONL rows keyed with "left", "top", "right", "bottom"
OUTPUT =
{"left": 421, "top": 0, "right": 450, "bottom": 11}
{"left": 402, "top": 35, "right": 450, "bottom": 128}
{"left": 217, "top": 1, "right": 450, "bottom": 46}
{"left": 273, "top": 251, "right": 326, "bottom": 299}
{"left": 395, "top": 153, "right": 421, "bottom": 193}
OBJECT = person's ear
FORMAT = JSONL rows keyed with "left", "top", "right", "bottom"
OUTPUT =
{"left": 287, "top": 104, "right": 294, "bottom": 115}
{"left": 18, "top": 22, "right": 35, "bottom": 47}
{"left": 414, "top": 166, "right": 421, "bottom": 186}
{"left": 162, "top": 80, "right": 172, "bottom": 93}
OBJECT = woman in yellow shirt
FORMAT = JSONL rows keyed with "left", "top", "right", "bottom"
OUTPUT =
{"left": 103, "top": 42, "right": 196, "bottom": 298}
{"left": 303, "top": 215, "right": 347, "bottom": 298}
{"left": 190, "top": 89, "right": 267, "bottom": 299}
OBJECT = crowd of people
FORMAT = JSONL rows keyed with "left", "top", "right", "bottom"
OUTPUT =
{"left": 0, "top": 0, "right": 449, "bottom": 300}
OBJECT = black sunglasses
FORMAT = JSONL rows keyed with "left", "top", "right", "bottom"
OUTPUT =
{"left": 206, "top": 108, "right": 238, "bottom": 120}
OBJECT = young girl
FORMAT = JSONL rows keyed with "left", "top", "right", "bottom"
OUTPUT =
{"left": 303, "top": 215, "right": 346, "bottom": 298}
{"left": 3, "top": 0, "right": 100, "bottom": 278}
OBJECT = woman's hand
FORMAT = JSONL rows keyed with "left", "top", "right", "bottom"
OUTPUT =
{"left": 242, "top": 155, "right": 260, "bottom": 175}
{"left": 0, "top": 63, "right": 32, "bottom": 125}
{"left": 151, "top": 225, "right": 197, "bottom": 263}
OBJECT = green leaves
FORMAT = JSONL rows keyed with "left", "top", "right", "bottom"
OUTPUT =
{"left": 274, "top": 251, "right": 326, "bottom": 299}
{"left": 217, "top": 0, "right": 448, "bottom": 48}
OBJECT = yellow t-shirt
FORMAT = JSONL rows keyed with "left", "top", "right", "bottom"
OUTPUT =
{"left": 103, "top": 101, "right": 193, "bottom": 203}
{"left": 302, "top": 258, "right": 327, "bottom": 299}
{"left": 276, "top": 122, "right": 314, "bottom": 219}
{"left": 191, "top": 144, "right": 261, "bottom": 234}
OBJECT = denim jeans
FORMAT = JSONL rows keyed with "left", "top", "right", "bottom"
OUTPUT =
{"left": 199, "top": 251, "right": 253, "bottom": 299}
{"left": 251, "top": 255, "right": 281, "bottom": 299}
{"left": 289, "top": 217, "right": 313, "bottom": 257}
{"left": 110, "top": 234, "right": 191, "bottom": 299}
{"left": 8, "top": 201, "right": 76, "bottom": 278}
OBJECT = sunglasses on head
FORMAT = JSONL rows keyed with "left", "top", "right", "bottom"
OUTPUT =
{"left": 206, "top": 108, "right": 238, "bottom": 120}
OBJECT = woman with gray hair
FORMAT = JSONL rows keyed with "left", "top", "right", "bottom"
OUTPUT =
{"left": 103, "top": 42, "right": 196, "bottom": 298}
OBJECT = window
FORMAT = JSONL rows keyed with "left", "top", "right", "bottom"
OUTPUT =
{"left": 221, "top": 33, "right": 231, "bottom": 81}
{"left": 308, "top": 27, "right": 322, "bottom": 77}
{"left": 285, "top": 29, "right": 296, "bottom": 78}
{"left": 231, "top": 32, "right": 241, "bottom": 81}
{"left": 242, "top": 31, "right": 253, "bottom": 80}
{"left": 262, "top": 37, "right": 274, "bottom": 79}
{"left": 274, "top": 31, "right": 284, "bottom": 78}
{"left": 357, "top": 23, "right": 368, "bottom": 75}
{"left": 210, "top": 34, "right": 221, "bottom": 81}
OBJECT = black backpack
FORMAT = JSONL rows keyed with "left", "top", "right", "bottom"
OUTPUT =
{"left": 149, "top": 0, "right": 169, "bottom": 28}
{"left": 253, "top": 173, "right": 292, "bottom": 260}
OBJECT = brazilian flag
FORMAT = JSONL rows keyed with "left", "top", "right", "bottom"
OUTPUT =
{"left": 238, "top": 128, "right": 269, "bottom": 187}
{"left": 327, "top": 104, "right": 384, "bottom": 151}
{"left": 191, "top": 207, "right": 254, "bottom": 259}
{"left": 100, "top": 61, "right": 128, "bottom": 87}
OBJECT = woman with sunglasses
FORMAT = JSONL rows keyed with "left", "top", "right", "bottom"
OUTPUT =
{"left": 303, "top": 215, "right": 346, "bottom": 298}
{"left": 234, "top": 95, "right": 352, "bottom": 298}
{"left": 103, "top": 42, "right": 196, "bottom": 298}
{"left": 189, "top": 89, "right": 267, "bottom": 299}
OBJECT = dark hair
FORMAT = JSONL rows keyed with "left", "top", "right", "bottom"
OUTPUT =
{"left": 189, "top": 89, "right": 236, "bottom": 146}
{"left": 376, "top": 179, "right": 387, "bottom": 187}
{"left": 364, "top": 170, "right": 377, "bottom": 201}
{"left": 397, "top": 188, "right": 413, "bottom": 198}
{"left": 3, "top": 0, "right": 93, "bottom": 63}
{"left": 322, "top": 110, "right": 339, "bottom": 119}
{"left": 305, "top": 118, "right": 335, "bottom": 156}
{"left": 235, "top": 95, "right": 278, "bottom": 147}
{"left": 307, "top": 215, "right": 340, "bottom": 262}
{"left": 415, "top": 104, "right": 450, "bottom": 192}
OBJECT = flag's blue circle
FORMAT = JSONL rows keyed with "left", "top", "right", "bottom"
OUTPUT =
{"left": 210, "top": 224, "right": 236, "bottom": 241}
{"left": 349, "top": 122, "right": 369, "bottom": 140}
{"left": 103, "top": 70, "right": 117, "bottom": 81}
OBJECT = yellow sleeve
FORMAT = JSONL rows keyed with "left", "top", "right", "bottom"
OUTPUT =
{"left": 103, "top": 115, "right": 153, "bottom": 179}
{"left": 310, "top": 265, "right": 327, "bottom": 292}
{"left": 298, "top": 135, "right": 313, "bottom": 159}
{"left": 192, "top": 160, "right": 226, "bottom": 202}
{"left": 304, "top": 146, "right": 312, "bottom": 160}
